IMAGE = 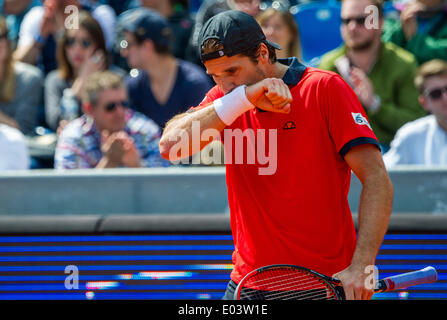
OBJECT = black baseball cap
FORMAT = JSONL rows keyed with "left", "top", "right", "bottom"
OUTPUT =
{"left": 121, "top": 8, "right": 171, "bottom": 48}
{"left": 198, "top": 10, "right": 281, "bottom": 63}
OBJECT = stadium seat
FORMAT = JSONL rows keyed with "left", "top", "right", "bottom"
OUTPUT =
{"left": 291, "top": 1, "right": 343, "bottom": 66}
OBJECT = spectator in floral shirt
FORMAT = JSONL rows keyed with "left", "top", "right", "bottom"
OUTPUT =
{"left": 54, "top": 70, "right": 168, "bottom": 169}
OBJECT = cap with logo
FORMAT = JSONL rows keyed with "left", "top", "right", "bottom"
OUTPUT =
{"left": 198, "top": 10, "right": 281, "bottom": 63}
{"left": 121, "top": 8, "right": 172, "bottom": 48}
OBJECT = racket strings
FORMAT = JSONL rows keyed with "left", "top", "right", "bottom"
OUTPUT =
{"left": 239, "top": 268, "right": 338, "bottom": 300}
{"left": 245, "top": 273, "right": 326, "bottom": 293}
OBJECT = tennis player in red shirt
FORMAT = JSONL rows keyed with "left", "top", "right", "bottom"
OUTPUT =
{"left": 159, "top": 10, "right": 393, "bottom": 300}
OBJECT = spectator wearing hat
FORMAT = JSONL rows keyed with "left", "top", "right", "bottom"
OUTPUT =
{"left": 137, "top": 0, "right": 194, "bottom": 62}
{"left": 120, "top": 8, "right": 212, "bottom": 128}
{"left": 54, "top": 70, "right": 167, "bottom": 169}
{"left": 384, "top": 59, "right": 447, "bottom": 166}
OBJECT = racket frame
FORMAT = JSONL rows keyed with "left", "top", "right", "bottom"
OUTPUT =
{"left": 234, "top": 264, "right": 344, "bottom": 300}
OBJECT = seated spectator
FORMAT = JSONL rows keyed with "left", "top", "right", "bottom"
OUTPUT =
{"left": 139, "top": 0, "right": 194, "bottom": 61}
{"left": 257, "top": 7, "right": 301, "bottom": 59}
{"left": 13, "top": 0, "right": 116, "bottom": 75}
{"left": 45, "top": 10, "right": 123, "bottom": 133}
{"left": 318, "top": 0, "right": 425, "bottom": 150}
{"left": 0, "top": 123, "right": 29, "bottom": 170}
{"left": 384, "top": 59, "right": 447, "bottom": 166}
{"left": 0, "top": 15, "right": 43, "bottom": 136}
{"left": 0, "top": 0, "right": 40, "bottom": 49}
{"left": 382, "top": 0, "right": 447, "bottom": 64}
{"left": 186, "top": 0, "right": 261, "bottom": 66}
{"left": 54, "top": 71, "right": 167, "bottom": 169}
{"left": 120, "top": 8, "right": 212, "bottom": 128}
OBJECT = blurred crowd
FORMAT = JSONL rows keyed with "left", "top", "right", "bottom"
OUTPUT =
{"left": 0, "top": 0, "right": 446, "bottom": 170}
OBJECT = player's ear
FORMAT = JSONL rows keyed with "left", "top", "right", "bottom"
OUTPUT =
{"left": 258, "top": 43, "right": 269, "bottom": 63}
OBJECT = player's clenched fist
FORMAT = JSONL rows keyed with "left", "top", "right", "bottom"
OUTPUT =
{"left": 212, "top": 79, "right": 292, "bottom": 126}
{"left": 246, "top": 78, "right": 292, "bottom": 114}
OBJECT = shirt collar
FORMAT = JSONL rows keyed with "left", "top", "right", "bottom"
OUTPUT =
{"left": 278, "top": 57, "right": 307, "bottom": 87}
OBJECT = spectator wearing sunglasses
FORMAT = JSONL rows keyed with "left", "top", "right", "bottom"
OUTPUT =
{"left": 44, "top": 11, "right": 124, "bottom": 133}
{"left": 382, "top": 0, "right": 447, "bottom": 64}
{"left": 119, "top": 8, "right": 212, "bottom": 128}
{"left": 319, "top": 0, "right": 425, "bottom": 152}
{"left": 384, "top": 59, "right": 447, "bottom": 166}
{"left": 13, "top": 0, "right": 116, "bottom": 76}
{"left": 54, "top": 70, "right": 168, "bottom": 169}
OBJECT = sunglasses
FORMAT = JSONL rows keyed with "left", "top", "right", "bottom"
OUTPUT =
{"left": 425, "top": 86, "right": 447, "bottom": 100}
{"left": 341, "top": 16, "right": 367, "bottom": 26}
{"left": 104, "top": 100, "right": 129, "bottom": 112}
{"left": 66, "top": 37, "right": 92, "bottom": 49}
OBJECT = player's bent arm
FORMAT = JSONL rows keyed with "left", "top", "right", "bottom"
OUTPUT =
{"left": 159, "top": 105, "right": 226, "bottom": 161}
{"left": 336, "top": 144, "right": 393, "bottom": 299}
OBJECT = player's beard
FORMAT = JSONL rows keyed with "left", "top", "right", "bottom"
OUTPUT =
{"left": 245, "top": 65, "right": 267, "bottom": 86}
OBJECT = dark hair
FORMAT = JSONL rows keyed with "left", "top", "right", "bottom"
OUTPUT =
{"left": 57, "top": 10, "right": 109, "bottom": 80}
{"left": 201, "top": 38, "right": 277, "bottom": 64}
{"left": 133, "top": 33, "right": 172, "bottom": 56}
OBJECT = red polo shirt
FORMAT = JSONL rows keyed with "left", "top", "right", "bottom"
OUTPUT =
{"left": 191, "top": 58, "right": 379, "bottom": 283}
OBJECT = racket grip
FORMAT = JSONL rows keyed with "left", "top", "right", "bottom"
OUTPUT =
{"left": 381, "top": 267, "right": 438, "bottom": 292}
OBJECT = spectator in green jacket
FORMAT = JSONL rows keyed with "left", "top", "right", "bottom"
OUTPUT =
{"left": 382, "top": 0, "right": 447, "bottom": 64}
{"left": 319, "top": 0, "right": 425, "bottom": 150}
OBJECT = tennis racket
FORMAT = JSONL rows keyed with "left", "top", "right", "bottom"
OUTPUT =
{"left": 234, "top": 264, "right": 438, "bottom": 300}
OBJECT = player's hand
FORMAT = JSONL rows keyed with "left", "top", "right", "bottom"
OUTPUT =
{"left": 332, "top": 264, "right": 375, "bottom": 300}
{"left": 245, "top": 78, "right": 292, "bottom": 114}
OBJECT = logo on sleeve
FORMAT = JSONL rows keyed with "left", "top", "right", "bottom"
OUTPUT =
{"left": 351, "top": 113, "right": 372, "bottom": 130}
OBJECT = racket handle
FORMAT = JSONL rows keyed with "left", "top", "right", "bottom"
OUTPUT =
{"left": 377, "top": 266, "right": 438, "bottom": 292}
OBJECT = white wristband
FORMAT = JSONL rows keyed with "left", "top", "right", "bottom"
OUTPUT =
{"left": 213, "top": 85, "right": 255, "bottom": 125}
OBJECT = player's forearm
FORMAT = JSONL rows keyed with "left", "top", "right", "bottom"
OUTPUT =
{"left": 351, "top": 170, "right": 393, "bottom": 268}
{"left": 159, "top": 105, "right": 226, "bottom": 161}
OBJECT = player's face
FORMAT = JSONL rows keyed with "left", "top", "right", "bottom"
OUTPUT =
{"left": 420, "top": 75, "right": 447, "bottom": 126}
{"left": 204, "top": 54, "right": 267, "bottom": 94}
{"left": 341, "top": 0, "right": 381, "bottom": 51}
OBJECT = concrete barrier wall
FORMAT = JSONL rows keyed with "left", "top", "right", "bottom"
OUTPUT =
{"left": 0, "top": 166, "right": 446, "bottom": 216}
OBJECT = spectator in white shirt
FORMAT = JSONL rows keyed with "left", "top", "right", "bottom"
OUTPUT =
{"left": 0, "top": 124, "right": 29, "bottom": 170}
{"left": 384, "top": 59, "right": 447, "bottom": 166}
